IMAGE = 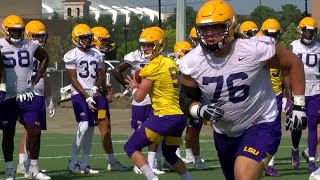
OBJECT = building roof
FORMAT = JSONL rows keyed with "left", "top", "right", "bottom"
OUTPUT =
{"left": 62, "top": 0, "right": 88, "bottom": 2}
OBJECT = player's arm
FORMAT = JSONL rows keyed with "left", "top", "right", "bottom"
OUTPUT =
{"left": 268, "top": 44, "right": 305, "bottom": 97}
{"left": 95, "top": 68, "right": 104, "bottom": 89}
{"left": 33, "top": 47, "right": 49, "bottom": 85}
{"left": 282, "top": 70, "right": 292, "bottom": 100}
{"left": 179, "top": 74, "right": 202, "bottom": 116}
{"left": 66, "top": 69, "right": 90, "bottom": 99}
{"left": 112, "top": 61, "right": 131, "bottom": 86}
{"left": 133, "top": 79, "right": 153, "bottom": 102}
{"left": 0, "top": 55, "right": 5, "bottom": 84}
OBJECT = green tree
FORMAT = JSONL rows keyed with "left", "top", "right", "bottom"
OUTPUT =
{"left": 278, "top": 23, "right": 300, "bottom": 47}
{"left": 116, "top": 41, "right": 139, "bottom": 60}
{"left": 249, "top": 5, "right": 278, "bottom": 28}
{"left": 164, "top": 27, "right": 176, "bottom": 52}
{"left": 163, "top": 6, "right": 197, "bottom": 40}
{"left": 278, "top": 4, "right": 302, "bottom": 30}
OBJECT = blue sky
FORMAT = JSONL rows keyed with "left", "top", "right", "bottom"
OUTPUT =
{"left": 163, "top": 0, "right": 311, "bottom": 15}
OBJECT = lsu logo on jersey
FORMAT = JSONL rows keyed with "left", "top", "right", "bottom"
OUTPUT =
{"left": 243, "top": 146, "right": 259, "bottom": 156}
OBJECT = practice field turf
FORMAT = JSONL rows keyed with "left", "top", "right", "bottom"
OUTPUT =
{"left": 0, "top": 133, "right": 313, "bottom": 180}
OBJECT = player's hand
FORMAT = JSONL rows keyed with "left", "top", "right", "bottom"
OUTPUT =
{"left": 125, "top": 75, "right": 139, "bottom": 90}
{"left": 16, "top": 92, "right": 34, "bottom": 102}
{"left": 285, "top": 105, "right": 307, "bottom": 131}
{"left": 31, "top": 74, "right": 42, "bottom": 85}
{"left": 197, "top": 100, "right": 226, "bottom": 124}
{"left": 46, "top": 96, "right": 55, "bottom": 117}
{"left": 86, "top": 97, "right": 97, "bottom": 112}
{"left": 0, "top": 83, "right": 6, "bottom": 103}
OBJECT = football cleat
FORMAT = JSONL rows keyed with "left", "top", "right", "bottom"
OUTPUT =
{"left": 133, "top": 165, "right": 143, "bottom": 174}
{"left": 291, "top": 148, "right": 300, "bottom": 169}
{"left": 265, "top": 166, "right": 280, "bottom": 177}
{"left": 16, "top": 162, "right": 26, "bottom": 175}
{"left": 183, "top": 156, "right": 205, "bottom": 164}
{"left": 4, "top": 168, "right": 15, "bottom": 180}
{"left": 310, "top": 168, "right": 320, "bottom": 180}
{"left": 309, "top": 161, "right": 318, "bottom": 172}
{"left": 194, "top": 160, "right": 208, "bottom": 170}
{"left": 28, "top": 165, "right": 51, "bottom": 180}
{"left": 107, "top": 161, "right": 131, "bottom": 171}
{"left": 152, "top": 168, "right": 165, "bottom": 175}
{"left": 67, "top": 162, "right": 84, "bottom": 174}
{"left": 82, "top": 166, "right": 99, "bottom": 174}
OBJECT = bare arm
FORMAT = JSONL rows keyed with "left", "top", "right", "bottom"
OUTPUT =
{"left": 112, "top": 61, "right": 131, "bottom": 86}
{"left": 95, "top": 68, "right": 104, "bottom": 88}
{"left": 268, "top": 44, "right": 305, "bottom": 97}
{"left": 33, "top": 47, "right": 49, "bottom": 85}
{"left": 0, "top": 55, "right": 5, "bottom": 84}
{"left": 67, "top": 69, "right": 89, "bottom": 99}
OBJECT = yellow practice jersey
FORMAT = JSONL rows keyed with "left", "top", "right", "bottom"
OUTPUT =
{"left": 140, "top": 55, "right": 183, "bottom": 116}
{"left": 269, "top": 68, "right": 283, "bottom": 95}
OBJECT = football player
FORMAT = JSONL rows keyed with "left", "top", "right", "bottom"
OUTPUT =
{"left": 288, "top": 17, "right": 320, "bottom": 173}
{"left": 112, "top": 40, "right": 164, "bottom": 174}
{"left": 189, "top": 27, "right": 200, "bottom": 48}
{"left": 172, "top": 41, "right": 207, "bottom": 170}
{"left": 259, "top": 18, "right": 288, "bottom": 176}
{"left": 64, "top": 24, "right": 103, "bottom": 174}
{"left": 0, "top": 15, "right": 50, "bottom": 180}
{"left": 91, "top": 26, "right": 130, "bottom": 171}
{"left": 16, "top": 20, "right": 55, "bottom": 176}
{"left": 238, "top": 21, "right": 259, "bottom": 38}
{"left": 179, "top": 1, "right": 306, "bottom": 180}
{"left": 125, "top": 26, "right": 192, "bottom": 180}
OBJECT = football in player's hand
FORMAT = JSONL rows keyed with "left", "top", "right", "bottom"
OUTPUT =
{"left": 134, "top": 70, "right": 142, "bottom": 83}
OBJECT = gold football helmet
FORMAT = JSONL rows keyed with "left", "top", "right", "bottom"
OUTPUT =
{"left": 71, "top": 24, "right": 93, "bottom": 48}
{"left": 174, "top": 41, "right": 192, "bottom": 59}
{"left": 298, "top": 17, "right": 318, "bottom": 45}
{"left": 2, "top": 15, "right": 25, "bottom": 44}
{"left": 189, "top": 27, "right": 199, "bottom": 47}
{"left": 239, "top": 21, "right": 258, "bottom": 38}
{"left": 261, "top": 18, "right": 281, "bottom": 41}
{"left": 195, "top": 0, "right": 237, "bottom": 52}
{"left": 139, "top": 26, "right": 165, "bottom": 60}
{"left": 25, "top": 20, "right": 48, "bottom": 47}
{"left": 91, "top": 26, "right": 115, "bottom": 52}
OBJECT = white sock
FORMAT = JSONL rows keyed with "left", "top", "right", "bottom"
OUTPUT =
{"left": 292, "top": 147, "right": 299, "bottom": 151}
{"left": 140, "top": 164, "right": 157, "bottom": 180}
{"left": 185, "top": 148, "right": 193, "bottom": 158}
{"left": 181, "top": 170, "right": 193, "bottom": 180}
{"left": 30, "top": 159, "right": 38, "bottom": 166}
{"left": 310, "top": 157, "right": 316, "bottom": 162}
{"left": 80, "top": 126, "right": 94, "bottom": 170}
{"left": 148, "top": 151, "right": 156, "bottom": 168}
{"left": 5, "top": 161, "right": 13, "bottom": 169}
{"left": 268, "top": 156, "right": 275, "bottom": 166}
{"left": 19, "top": 153, "right": 25, "bottom": 164}
{"left": 107, "top": 153, "right": 117, "bottom": 164}
{"left": 176, "top": 148, "right": 181, "bottom": 158}
{"left": 71, "top": 121, "right": 89, "bottom": 165}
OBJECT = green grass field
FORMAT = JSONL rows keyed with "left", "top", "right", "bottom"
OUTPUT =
{"left": 0, "top": 133, "right": 313, "bottom": 180}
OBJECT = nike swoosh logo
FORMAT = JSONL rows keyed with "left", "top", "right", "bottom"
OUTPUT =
{"left": 238, "top": 57, "right": 246, "bottom": 61}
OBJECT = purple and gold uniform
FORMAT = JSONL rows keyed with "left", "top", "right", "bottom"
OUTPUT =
{"left": 124, "top": 50, "right": 152, "bottom": 129}
{"left": 124, "top": 55, "right": 186, "bottom": 165}
{"left": 64, "top": 47, "right": 109, "bottom": 125}
{"left": 180, "top": 36, "right": 281, "bottom": 179}
{"left": 291, "top": 39, "right": 320, "bottom": 161}
{"left": 0, "top": 38, "right": 40, "bottom": 129}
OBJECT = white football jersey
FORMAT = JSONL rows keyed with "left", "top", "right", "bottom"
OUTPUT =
{"left": 64, "top": 47, "right": 104, "bottom": 96}
{"left": 124, "top": 49, "right": 151, "bottom": 106}
{"left": 32, "top": 59, "right": 45, "bottom": 96}
{"left": 0, "top": 38, "right": 39, "bottom": 100}
{"left": 180, "top": 36, "right": 278, "bottom": 137}
{"left": 290, "top": 40, "right": 320, "bottom": 96}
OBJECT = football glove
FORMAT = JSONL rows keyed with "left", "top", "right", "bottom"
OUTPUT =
{"left": 282, "top": 97, "right": 293, "bottom": 115}
{"left": 285, "top": 105, "right": 307, "bottom": 131}
{"left": 46, "top": 96, "right": 55, "bottom": 117}
{"left": 86, "top": 97, "right": 97, "bottom": 112}
{"left": 196, "top": 100, "right": 226, "bottom": 124}
{"left": 16, "top": 92, "right": 34, "bottom": 102}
